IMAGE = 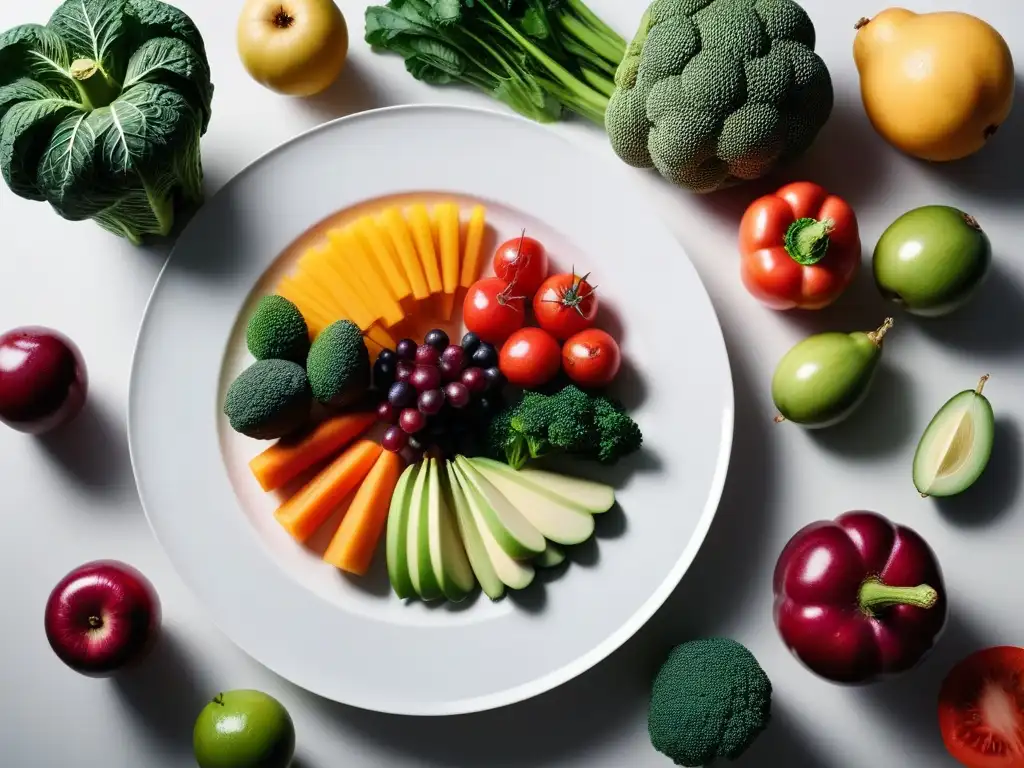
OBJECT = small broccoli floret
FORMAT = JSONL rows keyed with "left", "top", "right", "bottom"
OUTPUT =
{"left": 223, "top": 359, "right": 311, "bottom": 439}
{"left": 649, "top": 638, "right": 772, "bottom": 767}
{"left": 306, "top": 320, "right": 371, "bottom": 408}
{"left": 486, "top": 385, "right": 641, "bottom": 468}
{"left": 246, "top": 295, "right": 310, "bottom": 363}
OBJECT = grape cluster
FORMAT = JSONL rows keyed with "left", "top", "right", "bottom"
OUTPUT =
{"left": 373, "top": 330, "right": 506, "bottom": 462}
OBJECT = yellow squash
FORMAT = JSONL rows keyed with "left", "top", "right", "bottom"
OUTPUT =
{"left": 853, "top": 9, "right": 1014, "bottom": 162}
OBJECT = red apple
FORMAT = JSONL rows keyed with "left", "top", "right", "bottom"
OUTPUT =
{"left": 0, "top": 326, "right": 87, "bottom": 434}
{"left": 44, "top": 561, "right": 161, "bottom": 677}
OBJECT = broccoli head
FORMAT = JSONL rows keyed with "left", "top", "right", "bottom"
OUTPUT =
{"left": 307, "top": 320, "right": 371, "bottom": 408}
{"left": 223, "top": 359, "right": 311, "bottom": 440}
{"left": 649, "top": 638, "right": 772, "bottom": 766}
{"left": 246, "top": 295, "right": 310, "bottom": 363}
{"left": 486, "top": 385, "right": 642, "bottom": 469}
{"left": 605, "top": 0, "right": 833, "bottom": 193}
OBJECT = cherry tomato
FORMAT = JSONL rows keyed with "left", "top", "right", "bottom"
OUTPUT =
{"left": 533, "top": 272, "right": 598, "bottom": 341}
{"left": 562, "top": 329, "right": 621, "bottom": 388}
{"left": 499, "top": 328, "right": 561, "bottom": 389}
{"left": 463, "top": 277, "right": 525, "bottom": 345}
{"left": 938, "top": 646, "right": 1024, "bottom": 768}
{"left": 493, "top": 235, "right": 549, "bottom": 296}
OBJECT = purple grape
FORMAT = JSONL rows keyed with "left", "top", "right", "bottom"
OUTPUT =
{"left": 376, "top": 401, "right": 398, "bottom": 424}
{"left": 471, "top": 343, "right": 498, "bottom": 368}
{"left": 441, "top": 345, "right": 466, "bottom": 370}
{"left": 400, "top": 408, "right": 427, "bottom": 434}
{"left": 461, "top": 367, "right": 487, "bottom": 395}
{"left": 408, "top": 434, "right": 425, "bottom": 452}
{"left": 445, "top": 382, "right": 471, "bottom": 409}
{"left": 373, "top": 358, "right": 396, "bottom": 390}
{"left": 396, "top": 361, "right": 415, "bottom": 383}
{"left": 439, "top": 359, "right": 462, "bottom": 383}
{"left": 424, "top": 329, "right": 450, "bottom": 351}
{"left": 396, "top": 338, "right": 417, "bottom": 361}
{"left": 418, "top": 388, "right": 445, "bottom": 415}
{"left": 378, "top": 349, "right": 398, "bottom": 364}
{"left": 383, "top": 426, "right": 408, "bottom": 452}
{"left": 461, "top": 332, "right": 482, "bottom": 357}
{"left": 399, "top": 445, "right": 424, "bottom": 465}
{"left": 388, "top": 381, "right": 415, "bottom": 409}
{"left": 483, "top": 366, "right": 506, "bottom": 391}
{"left": 415, "top": 344, "right": 440, "bottom": 366}
{"left": 411, "top": 364, "right": 442, "bottom": 392}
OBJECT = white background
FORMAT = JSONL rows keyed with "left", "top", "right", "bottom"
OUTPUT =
{"left": 1, "top": 0, "right": 1021, "bottom": 766}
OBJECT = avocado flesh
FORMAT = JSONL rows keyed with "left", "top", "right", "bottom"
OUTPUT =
{"left": 913, "top": 388, "right": 994, "bottom": 497}
{"left": 446, "top": 462, "right": 505, "bottom": 600}
{"left": 385, "top": 463, "right": 419, "bottom": 599}
{"left": 427, "top": 459, "right": 476, "bottom": 602}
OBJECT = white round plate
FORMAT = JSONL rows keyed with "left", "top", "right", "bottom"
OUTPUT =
{"left": 129, "top": 105, "right": 733, "bottom": 715}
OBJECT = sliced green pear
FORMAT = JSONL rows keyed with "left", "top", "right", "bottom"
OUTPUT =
{"left": 453, "top": 457, "right": 545, "bottom": 559}
{"left": 537, "top": 543, "right": 566, "bottom": 569}
{"left": 427, "top": 459, "right": 476, "bottom": 602}
{"left": 451, "top": 462, "right": 535, "bottom": 591}
{"left": 445, "top": 462, "right": 505, "bottom": 600}
{"left": 386, "top": 462, "right": 419, "bottom": 599}
{"left": 913, "top": 375, "right": 994, "bottom": 498}
{"left": 406, "top": 459, "right": 442, "bottom": 601}
{"left": 470, "top": 458, "right": 616, "bottom": 514}
{"left": 467, "top": 459, "right": 594, "bottom": 545}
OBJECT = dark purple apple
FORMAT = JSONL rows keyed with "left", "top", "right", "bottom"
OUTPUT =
{"left": 0, "top": 327, "right": 87, "bottom": 434}
{"left": 44, "top": 560, "right": 161, "bottom": 677}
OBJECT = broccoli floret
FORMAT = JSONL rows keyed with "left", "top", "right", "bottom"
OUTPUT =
{"left": 486, "top": 385, "right": 642, "bottom": 469}
{"left": 223, "top": 360, "right": 311, "bottom": 440}
{"left": 649, "top": 638, "right": 772, "bottom": 767}
{"left": 246, "top": 295, "right": 310, "bottom": 363}
{"left": 306, "top": 320, "right": 371, "bottom": 408}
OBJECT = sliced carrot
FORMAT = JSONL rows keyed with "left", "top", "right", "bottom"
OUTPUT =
{"left": 437, "top": 203, "right": 461, "bottom": 294}
{"left": 366, "top": 322, "right": 397, "bottom": 350}
{"left": 353, "top": 216, "right": 412, "bottom": 303}
{"left": 249, "top": 412, "right": 377, "bottom": 492}
{"left": 381, "top": 208, "right": 430, "bottom": 300}
{"left": 322, "top": 449, "right": 404, "bottom": 574}
{"left": 274, "top": 440, "right": 383, "bottom": 543}
{"left": 328, "top": 228, "right": 405, "bottom": 327}
{"left": 460, "top": 205, "right": 487, "bottom": 287}
{"left": 407, "top": 204, "right": 443, "bottom": 294}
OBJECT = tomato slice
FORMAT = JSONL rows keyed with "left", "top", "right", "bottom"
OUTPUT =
{"left": 938, "top": 646, "right": 1024, "bottom": 768}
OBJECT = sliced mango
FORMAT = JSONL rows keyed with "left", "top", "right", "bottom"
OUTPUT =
{"left": 296, "top": 248, "right": 365, "bottom": 323}
{"left": 353, "top": 216, "right": 412, "bottom": 303}
{"left": 408, "top": 204, "right": 443, "bottom": 294}
{"left": 381, "top": 208, "right": 430, "bottom": 301}
{"left": 276, "top": 278, "right": 332, "bottom": 336}
{"left": 326, "top": 228, "right": 405, "bottom": 328}
{"left": 436, "top": 203, "right": 461, "bottom": 321}
{"left": 366, "top": 322, "right": 397, "bottom": 351}
{"left": 296, "top": 246, "right": 378, "bottom": 330}
{"left": 460, "top": 205, "right": 487, "bottom": 288}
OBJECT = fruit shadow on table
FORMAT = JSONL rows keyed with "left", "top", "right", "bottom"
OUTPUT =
{"left": 291, "top": 58, "right": 383, "bottom": 124}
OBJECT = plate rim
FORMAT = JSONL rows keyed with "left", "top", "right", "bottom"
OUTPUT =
{"left": 127, "top": 103, "right": 735, "bottom": 715}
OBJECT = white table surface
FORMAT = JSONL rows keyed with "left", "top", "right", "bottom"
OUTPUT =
{"left": 2, "top": 1, "right": 1021, "bottom": 765}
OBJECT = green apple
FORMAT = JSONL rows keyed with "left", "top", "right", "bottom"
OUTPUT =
{"left": 426, "top": 459, "right": 476, "bottom": 602}
{"left": 453, "top": 457, "right": 545, "bottom": 559}
{"left": 873, "top": 205, "right": 991, "bottom": 316}
{"left": 446, "top": 461, "right": 504, "bottom": 600}
{"left": 193, "top": 690, "right": 295, "bottom": 768}
{"left": 536, "top": 543, "right": 566, "bottom": 569}
{"left": 385, "top": 462, "right": 419, "bottom": 599}
{"left": 467, "top": 458, "right": 595, "bottom": 546}
{"left": 406, "top": 460, "right": 441, "bottom": 601}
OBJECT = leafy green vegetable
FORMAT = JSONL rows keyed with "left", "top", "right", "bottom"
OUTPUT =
{"left": 0, "top": 0, "right": 213, "bottom": 243}
{"left": 364, "top": 0, "right": 624, "bottom": 124}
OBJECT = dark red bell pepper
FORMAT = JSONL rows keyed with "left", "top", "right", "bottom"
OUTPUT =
{"left": 773, "top": 510, "right": 947, "bottom": 684}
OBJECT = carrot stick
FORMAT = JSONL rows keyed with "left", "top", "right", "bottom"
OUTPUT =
{"left": 249, "top": 412, "right": 377, "bottom": 492}
{"left": 274, "top": 440, "right": 383, "bottom": 543}
{"left": 322, "top": 450, "right": 404, "bottom": 574}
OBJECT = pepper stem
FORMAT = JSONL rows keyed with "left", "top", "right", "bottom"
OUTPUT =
{"left": 859, "top": 577, "right": 938, "bottom": 613}
{"left": 867, "top": 318, "right": 894, "bottom": 346}
{"left": 70, "top": 59, "right": 120, "bottom": 110}
{"left": 784, "top": 217, "right": 834, "bottom": 266}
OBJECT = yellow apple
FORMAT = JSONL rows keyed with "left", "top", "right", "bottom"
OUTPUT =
{"left": 237, "top": 0, "right": 349, "bottom": 97}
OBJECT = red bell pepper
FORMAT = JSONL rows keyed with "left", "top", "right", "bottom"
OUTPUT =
{"left": 773, "top": 510, "right": 947, "bottom": 684}
{"left": 739, "top": 181, "right": 861, "bottom": 310}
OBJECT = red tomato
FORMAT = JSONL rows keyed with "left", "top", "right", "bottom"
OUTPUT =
{"left": 533, "top": 272, "right": 598, "bottom": 341}
{"left": 493, "top": 235, "right": 549, "bottom": 296}
{"left": 499, "top": 328, "right": 561, "bottom": 389}
{"left": 938, "top": 646, "right": 1024, "bottom": 768}
{"left": 463, "top": 277, "right": 525, "bottom": 345}
{"left": 562, "top": 329, "right": 621, "bottom": 387}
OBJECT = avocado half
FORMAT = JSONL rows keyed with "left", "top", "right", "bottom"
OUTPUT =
{"left": 913, "top": 376, "right": 994, "bottom": 498}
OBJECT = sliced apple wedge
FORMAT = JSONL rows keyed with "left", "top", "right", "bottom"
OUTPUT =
{"left": 471, "top": 459, "right": 616, "bottom": 514}
{"left": 386, "top": 462, "right": 419, "bottom": 599}
{"left": 406, "top": 459, "right": 442, "bottom": 601}
{"left": 537, "top": 543, "right": 566, "bottom": 569}
{"left": 454, "top": 457, "right": 546, "bottom": 559}
{"left": 451, "top": 462, "right": 535, "bottom": 591}
{"left": 426, "top": 459, "right": 475, "bottom": 602}
{"left": 468, "top": 458, "right": 594, "bottom": 545}
{"left": 445, "top": 461, "right": 504, "bottom": 600}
